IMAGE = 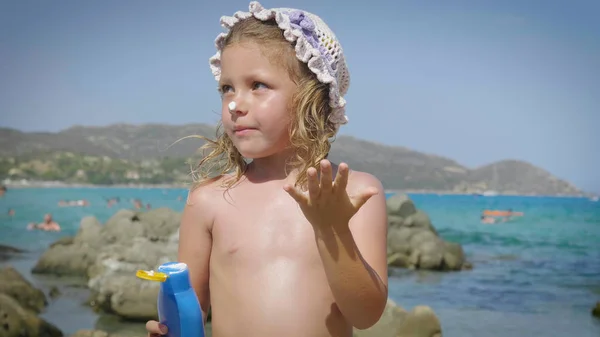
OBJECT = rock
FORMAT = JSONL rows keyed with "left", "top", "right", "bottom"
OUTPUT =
{"left": 412, "top": 240, "right": 444, "bottom": 270}
{"left": 0, "top": 294, "right": 64, "bottom": 337}
{"left": 404, "top": 210, "right": 438, "bottom": 235}
{"left": 387, "top": 215, "right": 405, "bottom": 229}
{"left": 50, "top": 236, "right": 75, "bottom": 248}
{"left": 74, "top": 216, "right": 103, "bottom": 245}
{"left": 441, "top": 241, "right": 466, "bottom": 270}
{"left": 49, "top": 286, "right": 61, "bottom": 299}
{"left": 137, "top": 208, "right": 182, "bottom": 241}
{"left": 70, "top": 330, "right": 132, "bottom": 337}
{"left": 387, "top": 252, "right": 409, "bottom": 268}
{"left": 0, "top": 267, "right": 63, "bottom": 337}
{"left": 0, "top": 265, "right": 47, "bottom": 312}
{"left": 32, "top": 208, "right": 182, "bottom": 321}
{"left": 32, "top": 217, "right": 104, "bottom": 277}
{"left": 0, "top": 244, "right": 25, "bottom": 261}
{"left": 593, "top": 301, "right": 600, "bottom": 318}
{"left": 386, "top": 194, "right": 417, "bottom": 218}
{"left": 353, "top": 299, "right": 442, "bottom": 337}
{"left": 409, "top": 230, "right": 438, "bottom": 251}
{"left": 87, "top": 237, "right": 178, "bottom": 320}
{"left": 102, "top": 211, "right": 146, "bottom": 245}
{"left": 33, "top": 208, "right": 181, "bottom": 278}
{"left": 387, "top": 227, "right": 413, "bottom": 255}
{"left": 32, "top": 239, "right": 95, "bottom": 277}
{"left": 354, "top": 299, "right": 407, "bottom": 337}
{"left": 386, "top": 194, "right": 468, "bottom": 271}
{"left": 396, "top": 305, "right": 442, "bottom": 337}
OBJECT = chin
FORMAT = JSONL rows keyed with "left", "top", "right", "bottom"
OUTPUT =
{"left": 228, "top": 134, "right": 289, "bottom": 160}
{"left": 234, "top": 143, "right": 274, "bottom": 159}
{"left": 237, "top": 149, "right": 273, "bottom": 159}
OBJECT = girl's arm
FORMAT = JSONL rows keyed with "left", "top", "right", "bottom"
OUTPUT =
{"left": 178, "top": 186, "right": 215, "bottom": 323}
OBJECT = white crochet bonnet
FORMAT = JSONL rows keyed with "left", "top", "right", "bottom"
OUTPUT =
{"left": 209, "top": 1, "right": 350, "bottom": 128}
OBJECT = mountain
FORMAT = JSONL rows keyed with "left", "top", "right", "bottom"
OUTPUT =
{"left": 0, "top": 124, "right": 583, "bottom": 195}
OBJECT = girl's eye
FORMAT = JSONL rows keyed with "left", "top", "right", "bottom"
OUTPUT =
{"left": 252, "top": 82, "right": 268, "bottom": 90}
{"left": 220, "top": 85, "right": 233, "bottom": 94}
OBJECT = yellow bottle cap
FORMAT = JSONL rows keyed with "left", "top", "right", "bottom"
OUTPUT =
{"left": 136, "top": 269, "right": 168, "bottom": 282}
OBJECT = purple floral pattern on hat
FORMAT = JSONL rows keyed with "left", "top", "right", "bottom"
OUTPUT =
{"left": 287, "top": 10, "right": 335, "bottom": 72}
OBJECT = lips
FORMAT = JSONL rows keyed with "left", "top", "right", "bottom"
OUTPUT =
{"left": 233, "top": 126, "right": 256, "bottom": 132}
{"left": 232, "top": 126, "right": 258, "bottom": 136}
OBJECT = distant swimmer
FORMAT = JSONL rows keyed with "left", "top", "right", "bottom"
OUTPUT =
{"left": 483, "top": 209, "right": 524, "bottom": 217}
{"left": 106, "top": 197, "right": 120, "bottom": 208}
{"left": 58, "top": 199, "right": 89, "bottom": 207}
{"left": 132, "top": 199, "right": 143, "bottom": 209}
{"left": 481, "top": 208, "right": 522, "bottom": 224}
{"left": 481, "top": 215, "right": 497, "bottom": 224}
{"left": 27, "top": 213, "right": 61, "bottom": 232}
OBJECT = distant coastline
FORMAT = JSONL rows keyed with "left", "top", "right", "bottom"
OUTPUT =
{"left": 2, "top": 179, "right": 188, "bottom": 189}
{"left": 3, "top": 179, "right": 593, "bottom": 198}
{"left": 0, "top": 124, "right": 587, "bottom": 196}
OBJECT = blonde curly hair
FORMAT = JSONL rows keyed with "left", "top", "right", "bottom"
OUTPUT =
{"left": 190, "top": 17, "right": 337, "bottom": 191}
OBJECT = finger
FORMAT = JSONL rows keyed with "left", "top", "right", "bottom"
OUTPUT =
{"left": 333, "top": 162, "right": 349, "bottom": 192}
{"left": 307, "top": 167, "right": 320, "bottom": 199}
{"left": 146, "top": 321, "right": 168, "bottom": 335}
{"left": 319, "top": 160, "right": 333, "bottom": 194}
{"left": 351, "top": 187, "right": 379, "bottom": 210}
{"left": 284, "top": 184, "right": 308, "bottom": 205}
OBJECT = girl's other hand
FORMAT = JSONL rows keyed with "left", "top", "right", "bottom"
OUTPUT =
{"left": 146, "top": 320, "right": 168, "bottom": 336}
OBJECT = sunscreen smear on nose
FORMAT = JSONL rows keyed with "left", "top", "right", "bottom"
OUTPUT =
{"left": 228, "top": 101, "right": 236, "bottom": 111}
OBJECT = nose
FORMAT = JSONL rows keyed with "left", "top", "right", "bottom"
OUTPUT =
{"left": 228, "top": 92, "right": 249, "bottom": 116}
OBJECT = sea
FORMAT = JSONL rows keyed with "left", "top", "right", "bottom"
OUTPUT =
{"left": 1, "top": 187, "right": 599, "bottom": 337}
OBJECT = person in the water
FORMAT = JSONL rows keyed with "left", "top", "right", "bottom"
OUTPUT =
{"left": 27, "top": 213, "right": 61, "bottom": 232}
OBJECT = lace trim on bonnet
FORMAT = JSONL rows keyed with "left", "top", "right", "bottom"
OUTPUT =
{"left": 208, "top": 1, "right": 350, "bottom": 128}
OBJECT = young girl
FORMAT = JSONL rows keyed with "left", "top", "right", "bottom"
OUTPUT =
{"left": 146, "top": 2, "right": 388, "bottom": 336}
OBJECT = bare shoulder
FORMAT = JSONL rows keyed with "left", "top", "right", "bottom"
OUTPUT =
{"left": 187, "top": 177, "right": 222, "bottom": 205}
{"left": 343, "top": 167, "right": 388, "bottom": 229}
{"left": 346, "top": 168, "right": 385, "bottom": 194}
{"left": 184, "top": 176, "right": 229, "bottom": 226}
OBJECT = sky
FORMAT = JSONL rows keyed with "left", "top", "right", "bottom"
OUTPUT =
{"left": 0, "top": 0, "right": 599, "bottom": 193}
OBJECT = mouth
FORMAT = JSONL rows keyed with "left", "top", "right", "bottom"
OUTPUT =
{"left": 233, "top": 126, "right": 257, "bottom": 135}
{"left": 233, "top": 126, "right": 256, "bottom": 131}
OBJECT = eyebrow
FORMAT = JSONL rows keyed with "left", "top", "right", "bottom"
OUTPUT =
{"left": 217, "top": 77, "right": 230, "bottom": 88}
{"left": 219, "top": 69, "right": 273, "bottom": 84}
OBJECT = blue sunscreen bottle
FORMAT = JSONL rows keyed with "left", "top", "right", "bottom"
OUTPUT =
{"left": 136, "top": 262, "right": 205, "bottom": 337}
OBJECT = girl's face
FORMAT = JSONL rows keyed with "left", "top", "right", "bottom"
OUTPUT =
{"left": 219, "top": 42, "right": 297, "bottom": 159}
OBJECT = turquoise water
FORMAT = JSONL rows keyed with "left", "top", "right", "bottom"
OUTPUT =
{"left": 1, "top": 188, "right": 599, "bottom": 336}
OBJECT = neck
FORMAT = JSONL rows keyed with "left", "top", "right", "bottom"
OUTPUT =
{"left": 246, "top": 149, "right": 297, "bottom": 183}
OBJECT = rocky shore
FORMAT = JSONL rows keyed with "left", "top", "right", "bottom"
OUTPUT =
{"left": 0, "top": 265, "right": 63, "bottom": 336}
{"left": 1, "top": 194, "right": 471, "bottom": 337}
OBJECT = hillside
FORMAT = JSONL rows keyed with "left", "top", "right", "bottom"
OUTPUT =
{"left": 0, "top": 124, "right": 583, "bottom": 195}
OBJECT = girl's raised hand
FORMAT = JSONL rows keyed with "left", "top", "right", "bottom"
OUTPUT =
{"left": 284, "top": 160, "right": 378, "bottom": 235}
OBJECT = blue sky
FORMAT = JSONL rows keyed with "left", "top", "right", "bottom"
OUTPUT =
{"left": 1, "top": 0, "right": 598, "bottom": 193}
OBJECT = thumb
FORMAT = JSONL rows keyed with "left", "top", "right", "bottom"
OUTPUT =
{"left": 283, "top": 184, "right": 307, "bottom": 205}
{"left": 351, "top": 187, "right": 378, "bottom": 210}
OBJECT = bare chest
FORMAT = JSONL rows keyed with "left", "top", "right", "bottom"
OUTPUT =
{"left": 210, "top": 190, "right": 321, "bottom": 267}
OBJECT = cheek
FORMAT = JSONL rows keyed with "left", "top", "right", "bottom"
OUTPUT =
{"left": 256, "top": 92, "right": 292, "bottom": 126}
{"left": 221, "top": 105, "right": 233, "bottom": 126}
